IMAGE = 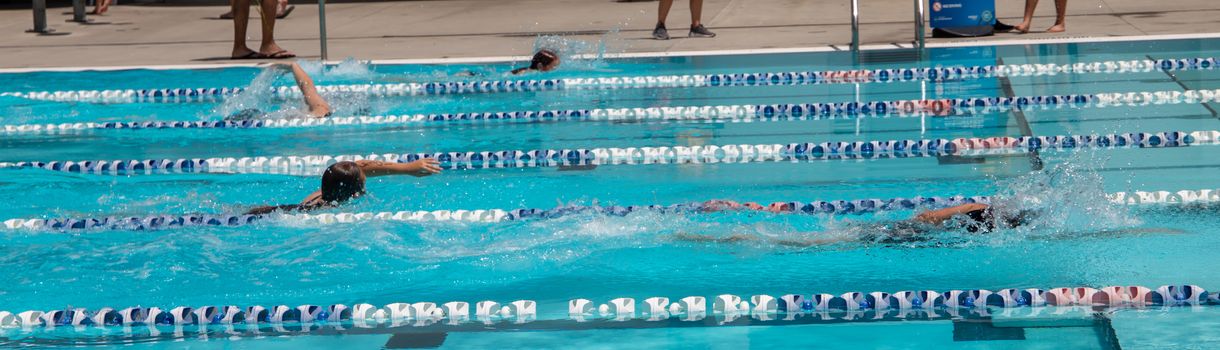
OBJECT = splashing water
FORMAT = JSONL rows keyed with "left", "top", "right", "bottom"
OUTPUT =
{"left": 660, "top": 154, "right": 1144, "bottom": 250}
{"left": 528, "top": 29, "right": 628, "bottom": 72}
{"left": 299, "top": 58, "right": 376, "bottom": 80}
{"left": 214, "top": 59, "right": 381, "bottom": 119}
{"left": 988, "top": 152, "right": 1140, "bottom": 236}
{"left": 213, "top": 67, "right": 281, "bottom": 120}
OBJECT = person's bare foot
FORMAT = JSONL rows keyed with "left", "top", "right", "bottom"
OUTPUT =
{"left": 1014, "top": 22, "right": 1031, "bottom": 34}
{"left": 89, "top": 0, "right": 110, "bottom": 14}
{"left": 1046, "top": 23, "right": 1066, "bottom": 33}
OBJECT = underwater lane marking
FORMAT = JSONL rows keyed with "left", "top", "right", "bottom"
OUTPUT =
{"left": 2, "top": 130, "right": 1216, "bottom": 176}
{"left": 2, "top": 57, "right": 1215, "bottom": 104}
{"left": 1148, "top": 54, "right": 1220, "bottom": 119}
{"left": 5, "top": 88, "right": 1219, "bottom": 135}
{"left": 996, "top": 57, "right": 1044, "bottom": 171}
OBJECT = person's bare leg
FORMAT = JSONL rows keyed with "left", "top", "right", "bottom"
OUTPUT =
{"left": 256, "top": 0, "right": 293, "bottom": 57}
{"left": 231, "top": 0, "right": 258, "bottom": 58}
{"left": 1014, "top": 0, "right": 1039, "bottom": 34}
{"left": 1046, "top": 0, "right": 1067, "bottom": 32}
{"left": 689, "top": 0, "right": 703, "bottom": 26}
{"left": 657, "top": 0, "right": 673, "bottom": 26}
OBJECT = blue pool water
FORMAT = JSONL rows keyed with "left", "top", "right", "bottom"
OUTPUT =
{"left": 1, "top": 37, "right": 1219, "bottom": 348}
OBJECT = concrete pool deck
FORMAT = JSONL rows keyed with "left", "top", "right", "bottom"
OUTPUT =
{"left": 0, "top": 0, "right": 1218, "bottom": 69}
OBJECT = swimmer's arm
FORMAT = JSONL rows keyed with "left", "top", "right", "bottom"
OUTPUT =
{"left": 280, "top": 63, "right": 331, "bottom": 118}
{"left": 913, "top": 203, "right": 989, "bottom": 225}
{"left": 355, "top": 159, "right": 442, "bottom": 178}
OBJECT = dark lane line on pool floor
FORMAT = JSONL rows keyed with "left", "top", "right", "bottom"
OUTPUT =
{"left": 1148, "top": 54, "right": 1220, "bottom": 121}
{"left": 995, "top": 57, "right": 1043, "bottom": 171}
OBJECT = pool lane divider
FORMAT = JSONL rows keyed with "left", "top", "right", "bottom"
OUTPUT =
{"left": 5, "top": 88, "right": 1219, "bottom": 135}
{"left": 1, "top": 130, "right": 1216, "bottom": 176}
{"left": 1, "top": 57, "right": 1215, "bottom": 104}
{"left": 0, "top": 284, "right": 1212, "bottom": 331}
{"left": 3, "top": 188, "right": 1216, "bottom": 232}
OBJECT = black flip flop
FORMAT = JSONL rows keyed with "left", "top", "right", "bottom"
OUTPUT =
{"left": 230, "top": 52, "right": 265, "bottom": 60}
{"left": 262, "top": 50, "right": 296, "bottom": 59}
{"left": 276, "top": 5, "right": 295, "bottom": 19}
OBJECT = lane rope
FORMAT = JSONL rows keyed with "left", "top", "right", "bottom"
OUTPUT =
{"left": 4, "top": 88, "right": 1218, "bottom": 135}
{"left": 1, "top": 130, "right": 1215, "bottom": 176}
{"left": 0, "top": 284, "right": 1211, "bottom": 330}
{"left": 1, "top": 57, "right": 1214, "bottom": 104}
{"left": 3, "top": 188, "right": 1216, "bottom": 232}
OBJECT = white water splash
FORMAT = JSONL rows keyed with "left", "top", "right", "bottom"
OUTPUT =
{"left": 989, "top": 151, "right": 1140, "bottom": 235}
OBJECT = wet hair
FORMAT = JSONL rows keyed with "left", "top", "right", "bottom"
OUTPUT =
{"left": 321, "top": 161, "right": 366, "bottom": 203}
{"left": 225, "top": 108, "right": 262, "bottom": 122}
{"left": 511, "top": 49, "right": 559, "bottom": 74}
{"left": 963, "top": 208, "right": 1036, "bottom": 233}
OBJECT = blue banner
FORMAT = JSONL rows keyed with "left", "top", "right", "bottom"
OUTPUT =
{"left": 929, "top": 0, "right": 995, "bottom": 29}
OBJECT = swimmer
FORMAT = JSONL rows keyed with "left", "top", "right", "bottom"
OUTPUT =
{"left": 510, "top": 50, "right": 560, "bottom": 75}
{"left": 227, "top": 62, "right": 331, "bottom": 120}
{"left": 683, "top": 201, "right": 1033, "bottom": 246}
{"left": 245, "top": 159, "right": 442, "bottom": 215}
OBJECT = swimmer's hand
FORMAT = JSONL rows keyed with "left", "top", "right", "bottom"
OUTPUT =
{"left": 402, "top": 158, "right": 443, "bottom": 177}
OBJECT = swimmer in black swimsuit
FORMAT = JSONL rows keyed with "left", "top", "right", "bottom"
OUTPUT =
{"left": 228, "top": 62, "right": 332, "bottom": 120}
{"left": 245, "top": 159, "right": 442, "bottom": 215}
{"left": 679, "top": 202, "right": 1033, "bottom": 246}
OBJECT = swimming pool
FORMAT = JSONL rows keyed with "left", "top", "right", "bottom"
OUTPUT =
{"left": 0, "top": 35, "right": 1219, "bottom": 348}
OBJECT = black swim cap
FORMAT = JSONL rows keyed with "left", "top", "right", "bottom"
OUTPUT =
{"left": 963, "top": 208, "right": 995, "bottom": 233}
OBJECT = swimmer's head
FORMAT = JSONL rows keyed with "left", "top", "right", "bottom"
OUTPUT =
{"left": 512, "top": 49, "right": 561, "bottom": 74}
{"left": 530, "top": 49, "right": 560, "bottom": 72}
{"left": 321, "top": 161, "right": 366, "bottom": 203}
{"left": 226, "top": 108, "right": 262, "bottom": 121}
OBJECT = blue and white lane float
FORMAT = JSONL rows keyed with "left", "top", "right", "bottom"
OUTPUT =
{"left": 3, "top": 188, "right": 1216, "bottom": 232}
{"left": 0, "top": 195, "right": 985, "bottom": 231}
{"left": 1, "top": 57, "right": 1215, "bottom": 104}
{"left": 1, "top": 130, "right": 1217, "bottom": 176}
{"left": 0, "top": 285, "right": 1213, "bottom": 330}
{"left": 5, "top": 88, "right": 1219, "bottom": 135}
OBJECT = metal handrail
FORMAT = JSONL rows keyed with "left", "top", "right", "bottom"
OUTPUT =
{"left": 318, "top": 0, "right": 328, "bottom": 61}
{"left": 28, "top": 0, "right": 86, "bottom": 34}
{"left": 850, "top": 0, "right": 926, "bottom": 52}
{"left": 913, "top": 0, "right": 925, "bottom": 50}
{"left": 28, "top": 0, "right": 48, "bottom": 33}
{"left": 850, "top": 0, "right": 860, "bottom": 51}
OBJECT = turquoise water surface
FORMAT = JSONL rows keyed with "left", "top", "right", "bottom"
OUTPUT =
{"left": 1, "top": 37, "right": 1219, "bottom": 348}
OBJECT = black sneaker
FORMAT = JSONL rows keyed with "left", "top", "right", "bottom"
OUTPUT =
{"left": 993, "top": 20, "right": 1015, "bottom": 33}
{"left": 652, "top": 24, "right": 670, "bottom": 40}
{"left": 689, "top": 24, "right": 716, "bottom": 38}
